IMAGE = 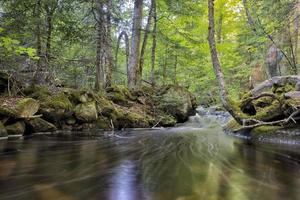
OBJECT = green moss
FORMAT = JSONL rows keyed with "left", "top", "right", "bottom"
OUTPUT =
{"left": 224, "top": 119, "right": 242, "bottom": 131}
{"left": 0, "top": 105, "right": 18, "bottom": 118}
{"left": 24, "top": 85, "right": 51, "bottom": 100}
{"left": 43, "top": 93, "right": 73, "bottom": 110}
{"left": 250, "top": 125, "right": 282, "bottom": 135}
{"left": 16, "top": 98, "right": 40, "bottom": 117}
{"left": 254, "top": 100, "right": 282, "bottom": 121}
{"left": 96, "top": 117, "right": 110, "bottom": 130}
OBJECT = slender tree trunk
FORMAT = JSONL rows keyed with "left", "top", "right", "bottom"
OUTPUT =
{"left": 44, "top": 1, "right": 57, "bottom": 68}
{"left": 174, "top": 53, "right": 178, "bottom": 84}
{"left": 288, "top": 21, "right": 297, "bottom": 74}
{"left": 115, "top": 31, "right": 130, "bottom": 75}
{"left": 139, "top": 0, "right": 155, "bottom": 82}
{"left": 294, "top": 5, "right": 299, "bottom": 69}
{"left": 150, "top": 1, "right": 157, "bottom": 87}
{"left": 162, "top": 46, "right": 168, "bottom": 85}
{"left": 35, "top": 0, "right": 42, "bottom": 70}
{"left": 128, "top": 0, "right": 143, "bottom": 88}
{"left": 217, "top": 12, "right": 223, "bottom": 43}
{"left": 45, "top": 11, "right": 53, "bottom": 65}
{"left": 208, "top": 0, "right": 243, "bottom": 124}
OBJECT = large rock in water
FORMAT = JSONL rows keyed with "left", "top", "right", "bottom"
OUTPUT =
{"left": 5, "top": 121, "right": 26, "bottom": 136}
{"left": 74, "top": 102, "right": 98, "bottom": 122}
{"left": 157, "top": 86, "right": 197, "bottom": 122}
{"left": 0, "top": 122, "right": 8, "bottom": 138}
{"left": 26, "top": 118, "right": 57, "bottom": 133}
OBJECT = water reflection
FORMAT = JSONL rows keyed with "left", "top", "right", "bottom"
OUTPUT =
{"left": 0, "top": 125, "right": 300, "bottom": 200}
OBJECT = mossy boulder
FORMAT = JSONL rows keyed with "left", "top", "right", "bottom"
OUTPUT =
{"left": 96, "top": 117, "right": 111, "bottom": 130}
{"left": 157, "top": 114, "right": 177, "bottom": 127}
{"left": 223, "top": 119, "right": 242, "bottom": 132}
{"left": 43, "top": 93, "right": 73, "bottom": 110}
{"left": 26, "top": 118, "right": 57, "bottom": 133}
{"left": 157, "top": 86, "right": 196, "bottom": 122}
{"left": 106, "top": 85, "right": 135, "bottom": 106}
{"left": 5, "top": 121, "right": 26, "bottom": 136}
{"left": 0, "top": 121, "right": 8, "bottom": 138}
{"left": 0, "top": 98, "right": 39, "bottom": 119}
{"left": 74, "top": 101, "right": 98, "bottom": 123}
{"left": 39, "top": 108, "right": 72, "bottom": 124}
{"left": 16, "top": 98, "right": 40, "bottom": 118}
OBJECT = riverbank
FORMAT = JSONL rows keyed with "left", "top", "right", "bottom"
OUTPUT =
{"left": 0, "top": 80, "right": 197, "bottom": 139}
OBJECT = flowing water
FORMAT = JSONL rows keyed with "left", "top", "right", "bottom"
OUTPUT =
{"left": 1, "top": 109, "right": 300, "bottom": 200}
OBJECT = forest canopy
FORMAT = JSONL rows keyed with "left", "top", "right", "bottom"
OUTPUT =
{"left": 0, "top": 0, "right": 299, "bottom": 105}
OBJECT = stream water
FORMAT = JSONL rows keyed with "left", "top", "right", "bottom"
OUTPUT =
{"left": 0, "top": 109, "right": 300, "bottom": 200}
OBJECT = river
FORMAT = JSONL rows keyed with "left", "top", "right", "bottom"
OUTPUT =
{"left": 0, "top": 109, "right": 300, "bottom": 200}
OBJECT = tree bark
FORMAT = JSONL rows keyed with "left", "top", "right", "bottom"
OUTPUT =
{"left": 208, "top": 0, "right": 243, "bottom": 124}
{"left": 139, "top": 0, "right": 155, "bottom": 83}
{"left": 95, "top": 0, "right": 105, "bottom": 90}
{"left": 44, "top": 0, "right": 58, "bottom": 67}
{"left": 116, "top": 31, "right": 130, "bottom": 77}
{"left": 150, "top": 0, "right": 157, "bottom": 87}
{"left": 217, "top": 12, "right": 223, "bottom": 43}
{"left": 35, "top": 0, "right": 42, "bottom": 70}
{"left": 294, "top": 5, "right": 299, "bottom": 69}
{"left": 104, "top": 0, "right": 113, "bottom": 88}
{"left": 128, "top": 0, "right": 143, "bottom": 89}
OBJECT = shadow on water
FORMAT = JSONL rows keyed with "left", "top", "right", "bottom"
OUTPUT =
{"left": 0, "top": 112, "right": 300, "bottom": 200}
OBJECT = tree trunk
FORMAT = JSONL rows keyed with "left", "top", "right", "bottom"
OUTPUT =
{"left": 128, "top": 0, "right": 143, "bottom": 89}
{"left": 150, "top": 1, "right": 157, "bottom": 87}
{"left": 208, "top": 0, "right": 243, "bottom": 124}
{"left": 162, "top": 46, "right": 168, "bottom": 85}
{"left": 44, "top": 0, "right": 58, "bottom": 68}
{"left": 35, "top": 0, "right": 42, "bottom": 70}
{"left": 217, "top": 12, "right": 223, "bottom": 43}
{"left": 45, "top": 12, "right": 53, "bottom": 65}
{"left": 139, "top": 0, "right": 155, "bottom": 83}
{"left": 174, "top": 53, "right": 178, "bottom": 84}
{"left": 115, "top": 31, "right": 130, "bottom": 76}
{"left": 294, "top": 5, "right": 299, "bottom": 69}
{"left": 95, "top": 0, "right": 105, "bottom": 90}
{"left": 104, "top": 0, "right": 113, "bottom": 88}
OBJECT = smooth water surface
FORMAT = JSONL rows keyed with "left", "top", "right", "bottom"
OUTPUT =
{"left": 1, "top": 113, "right": 300, "bottom": 200}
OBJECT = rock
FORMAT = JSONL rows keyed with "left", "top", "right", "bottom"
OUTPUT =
{"left": 157, "top": 114, "right": 177, "bottom": 127}
{"left": 66, "top": 117, "right": 76, "bottom": 125}
{"left": 284, "top": 91, "right": 300, "bottom": 102}
{"left": 157, "top": 86, "right": 196, "bottom": 122}
{"left": 5, "top": 121, "right": 26, "bottom": 136}
{"left": 106, "top": 85, "right": 135, "bottom": 106}
{"left": 74, "top": 101, "right": 98, "bottom": 122}
{"left": 43, "top": 93, "right": 73, "bottom": 110}
{"left": 40, "top": 108, "right": 72, "bottom": 123}
{"left": 0, "top": 98, "right": 39, "bottom": 119}
{"left": 96, "top": 117, "right": 111, "bottom": 130}
{"left": 26, "top": 118, "right": 57, "bottom": 133}
{"left": 16, "top": 98, "right": 40, "bottom": 118}
{"left": 0, "top": 121, "right": 8, "bottom": 138}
